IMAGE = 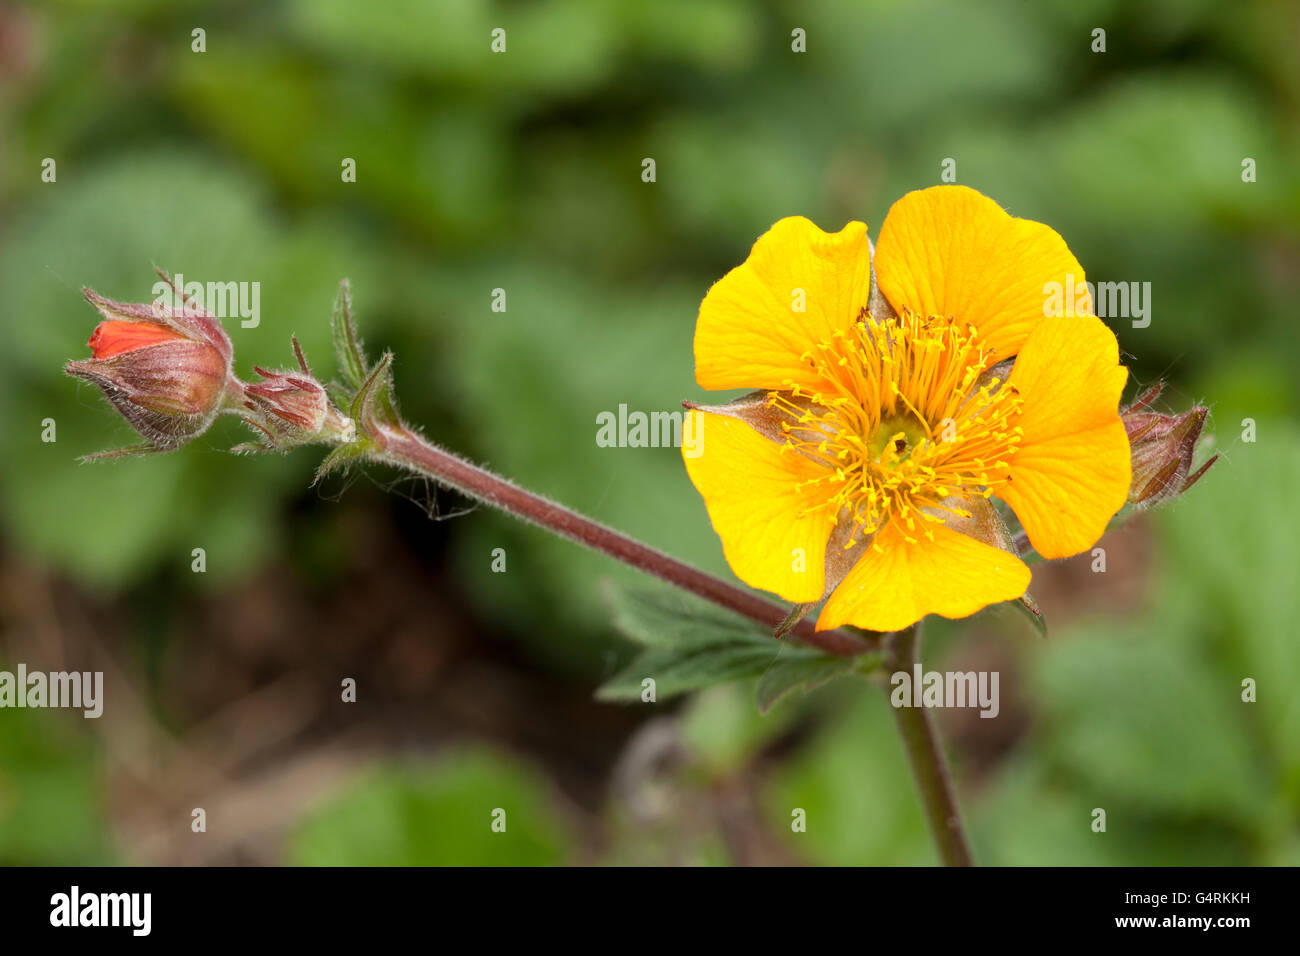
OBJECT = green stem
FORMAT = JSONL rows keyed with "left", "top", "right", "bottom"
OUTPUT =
{"left": 883, "top": 622, "right": 975, "bottom": 866}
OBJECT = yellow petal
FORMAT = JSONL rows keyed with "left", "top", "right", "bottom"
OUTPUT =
{"left": 682, "top": 409, "right": 836, "bottom": 603}
{"left": 874, "top": 185, "right": 1090, "bottom": 359}
{"left": 999, "top": 314, "right": 1131, "bottom": 559}
{"left": 816, "top": 519, "right": 1032, "bottom": 633}
{"left": 694, "top": 217, "right": 873, "bottom": 391}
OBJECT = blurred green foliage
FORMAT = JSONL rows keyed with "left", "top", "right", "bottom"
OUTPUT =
{"left": 0, "top": 705, "right": 115, "bottom": 865}
{"left": 287, "top": 749, "right": 571, "bottom": 866}
{"left": 0, "top": 0, "right": 1296, "bottom": 864}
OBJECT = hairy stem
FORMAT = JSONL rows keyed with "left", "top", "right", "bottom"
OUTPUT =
{"left": 884, "top": 622, "right": 975, "bottom": 866}
{"left": 368, "top": 422, "right": 876, "bottom": 658}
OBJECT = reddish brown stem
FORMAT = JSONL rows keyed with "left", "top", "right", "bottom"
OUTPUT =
{"left": 371, "top": 424, "right": 876, "bottom": 658}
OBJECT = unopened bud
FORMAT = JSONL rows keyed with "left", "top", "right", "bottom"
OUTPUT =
{"left": 241, "top": 367, "right": 355, "bottom": 448}
{"left": 1122, "top": 383, "right": 1217, "bottom": 508}
{"left": 65, "top": 287, "right": 236, "bottom": 449}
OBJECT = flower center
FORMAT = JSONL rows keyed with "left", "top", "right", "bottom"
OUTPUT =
{"left": 769, "top": 310, "right": 1025, "bottom": 547}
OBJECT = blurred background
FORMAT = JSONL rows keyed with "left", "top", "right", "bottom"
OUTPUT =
{"left": 0, "top": 0, "right": 1297, "bottom": 865}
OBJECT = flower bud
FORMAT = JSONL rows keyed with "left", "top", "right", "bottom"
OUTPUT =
{"left": 240, "top": 366, "right": 355, "bottom": 447}
{"left": 65, "top": 287, "right": 235, "bottom": 449}
{"left": 1121, "top": 383, "right": 1218, "bottom": 509}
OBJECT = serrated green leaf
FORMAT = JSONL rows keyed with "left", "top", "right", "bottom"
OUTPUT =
{"left": 604, "top": 581, "right": 764, "bottom": 649}
{"left": 331, "top": 278, "right": 367, "bottom": 389}
{"left": 599, "top": 582, "right": 859, "bottom": 706}
{"left": 596, "top": 642, "right": 781, "bottom": 703}
{"left": 755, "top": 656, "right": 854, "bottom": 714}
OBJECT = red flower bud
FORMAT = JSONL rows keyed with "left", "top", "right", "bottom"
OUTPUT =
{"left": 65, "top": 286, "right": 236, "bottom": 449}
{"left": 1121, "top": 383, "right": 1218, "bottom": 508}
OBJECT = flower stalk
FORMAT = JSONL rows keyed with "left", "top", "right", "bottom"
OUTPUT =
{"left": 883, "top": 622, "right": 974, "bottom": 867}
{"left": 366, "top": 420, "right": 876, "bottom": 658}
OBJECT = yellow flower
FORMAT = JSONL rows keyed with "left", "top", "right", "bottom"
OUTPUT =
{"left": 683, "top": 185, "right": 1131, "bottom": 633}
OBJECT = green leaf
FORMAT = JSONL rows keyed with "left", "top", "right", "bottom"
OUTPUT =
{"left": 597, "top": 642, "right": 783, "bottom": 702}
{"left": 313, "top": 441, "right": 369, "bottom": 485}
{"left": 755, "top": 656, "right": 857, "bottom": 714}
{"left": 598, "top": 582, "right": 858, "bottom": 707}
{"left": 604, "top": 581, "right": 762, "bottom": 649}
{"left": 331, "top": 278, "right": 367, "bottom": 390}
{"left": 350, "top": 350, "right": 395, "bottom": 425}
